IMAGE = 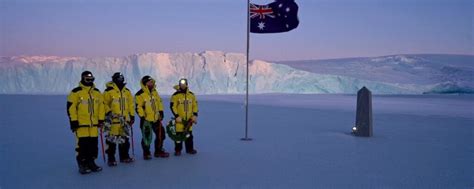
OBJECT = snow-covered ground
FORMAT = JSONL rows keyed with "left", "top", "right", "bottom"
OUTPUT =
{"left": 1, "top": 52, "right": 473, "bottom": 95}
{"left": 0, "top": 94, "right": 472, "bottom": 188}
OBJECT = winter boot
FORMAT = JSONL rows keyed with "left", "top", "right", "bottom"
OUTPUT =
{"left": 186, "top": 149, "right": 197, "bottom": 155}
{"left": 107, "top": 159, "right": 117, "bottom": 167}
{"left": 78, "top": 162, "right": 92, "bottom": 175}
{"left": 154, "top": 150, "right": 170, "bottom": 158}
{"left": 120, "top": 157, "right": 135, "bottom": 163}
{"left": 88, "top": 161, "right": 103, "bottom": 172}
{"left": 143, "top": 152, "right": 152, "bottom": 160}
{"left": 174, "top": 150, "right": 181, "bottom": 156}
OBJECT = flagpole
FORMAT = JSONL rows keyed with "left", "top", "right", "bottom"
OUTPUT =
{"left": 242, "top": 0, "right": 252, "bottom": 141}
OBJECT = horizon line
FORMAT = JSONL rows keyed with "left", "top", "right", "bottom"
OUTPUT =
{"left": 1, "top": 51, "right": 473, "bottom": 62}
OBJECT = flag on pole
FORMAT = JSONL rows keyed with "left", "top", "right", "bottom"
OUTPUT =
{"left": 242, "top": 0, "right": 299, "bottom": 141}
{"left": 250, "top": 0, "right": 299, "bottom": 33}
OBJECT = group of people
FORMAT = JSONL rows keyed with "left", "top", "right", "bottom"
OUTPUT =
{"left": 66, "top": 71, "right": 199, "bottom": 174}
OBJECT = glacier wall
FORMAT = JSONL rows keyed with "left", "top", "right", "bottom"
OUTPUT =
{"left": 0, "top": 51, "right": 460, "bottom": 95}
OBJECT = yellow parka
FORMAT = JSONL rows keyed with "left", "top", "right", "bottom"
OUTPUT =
{"left": 135, "top": 79, "right": 164, "bottom": 122}
{"left": 67, "top": 82, "right": 105, "bottom": 138}
{"left": 170, "top": 85, "right": 198, "bottom": 132}
{"left": 103, "top": 81, "right": 135, "bottom": 136}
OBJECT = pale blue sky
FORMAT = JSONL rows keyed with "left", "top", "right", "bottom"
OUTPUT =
{"left": 0, "top": 0, "right": 472, "bottom": 61}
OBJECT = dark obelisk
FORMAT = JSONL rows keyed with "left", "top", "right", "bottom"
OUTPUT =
{"left": 353, "top": 86, "right": 373, "bottom": 137}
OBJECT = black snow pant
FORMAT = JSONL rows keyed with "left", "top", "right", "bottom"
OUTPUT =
{"left": 174, "top": 131, "right": 194, "bottom": 152}
{"left": 140, "top": 119, "right": 166, "bottom": 155}
{"left": 76, "top": 137, "right": 98, "bottom": 166}
{"left": 105, "top": 138, "right": 130, "bottom": 161}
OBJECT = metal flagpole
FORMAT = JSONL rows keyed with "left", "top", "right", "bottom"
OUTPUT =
{"left": 242, "top": 0, "right": 252, "bottom": 141}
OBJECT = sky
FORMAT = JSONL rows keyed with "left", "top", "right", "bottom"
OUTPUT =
{"left": 0, "top": 0, "right": 472, "bottom": 61}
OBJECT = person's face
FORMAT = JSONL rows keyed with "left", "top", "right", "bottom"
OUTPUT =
{"left": 179, "top": 83, "right": 187, "bottom": 90}
{"left": 179, "top": 79, "right": 188, "bottom": 90}
{"left": 146, "top": 80, "right": 154, "bottom": 89}
{"left": 83, "top": 75, "right": 95, "bottom": 84}
{"left": 115, "top": 75, "right": 124, "bottom": 84}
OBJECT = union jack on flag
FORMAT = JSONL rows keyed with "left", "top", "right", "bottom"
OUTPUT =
{"left": 249, "top": 0, "right": 299, "bottom": 33}
{"left": 250, "top": 4, "right": 275, "bottom": 19}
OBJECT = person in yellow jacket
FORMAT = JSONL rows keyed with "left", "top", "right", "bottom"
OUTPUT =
{"left": 170, "top": 78, "right": 199, "bottom": 156}
{"left": 103, "top": 72, "right": 135, "bottom": 166}
{"left": 67, "top": 71, "right": 105, "bottom": 174}
{"left": 135, "top": 76, "right": 169, "bottom": 160}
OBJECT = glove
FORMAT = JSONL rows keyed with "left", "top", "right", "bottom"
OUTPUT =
{"left": 105, "top": 112, "right": 112, "bottom": 122}
{"left": 70, "top": 121, "right": 79, "bottom": 133}
{"left": 129, "top": 115, "right": 135, "bottom": 126}
{"left": 175, "top": 116, "right": 182, "bottom": 123}
{"left": 191, "top": 116, "right": 198, "bottom": 124}
{"left": 98, "top": 120, "right": 105, "bottom": 128}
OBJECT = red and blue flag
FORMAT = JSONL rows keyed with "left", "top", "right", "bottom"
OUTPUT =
{"left": 250, "top": 0, "right": 299, "bottom": 33}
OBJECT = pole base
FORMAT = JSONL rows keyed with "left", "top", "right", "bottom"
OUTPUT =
{"left": 240, "top": 137, "right": 253, "bottom": 141}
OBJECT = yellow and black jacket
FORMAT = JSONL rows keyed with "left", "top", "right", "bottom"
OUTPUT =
{"left": 170, "top": 85, "right": 198, "bottom": 132}
{"left": 67, "top": 82, "right": 105, "bottom": 138}
{"left": 135, "top": 79, "right": 164, "bottom": 122}
{"left": 103, "top": 81, "right": 135, "bottom": 136}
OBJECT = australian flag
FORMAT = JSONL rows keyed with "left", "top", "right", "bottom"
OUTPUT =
{"left": 250, "top": 0, "right": 299, "bottom": 33}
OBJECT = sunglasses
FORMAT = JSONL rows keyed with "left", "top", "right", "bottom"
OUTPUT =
{"left": 116, "top": 75, "right": 124, "bottom": 82}
{"left": 84, "top": 76, "right": 95, "bottom": 83}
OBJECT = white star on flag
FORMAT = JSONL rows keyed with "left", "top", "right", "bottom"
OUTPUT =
{"left": 258, "top": 22, "right": 265, "bottom": 30}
